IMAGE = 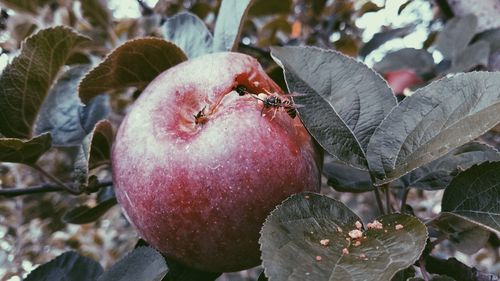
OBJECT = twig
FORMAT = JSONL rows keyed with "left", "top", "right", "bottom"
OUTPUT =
{"left": 0, "top": 184, "right": 64, "bottom": 197}
{"left": 425, "top": 256, "right": 500, "bottom": 281}
{"left": 0, "top": 181, "right": 113, "bottom": 197}
{"left": 30, "top": 163, "right": 80, "bottom": 194}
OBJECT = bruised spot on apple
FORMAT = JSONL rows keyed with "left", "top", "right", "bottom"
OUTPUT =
{"left": 112, "top": 52, "right": 322, "bottom": 272}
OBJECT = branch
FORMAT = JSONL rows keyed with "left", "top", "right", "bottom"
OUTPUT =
{"left": 0, "top": 181, "right": 113, "bottom": 197}
{"left": 425, "top": 256, "right": 500, "bottom": 281}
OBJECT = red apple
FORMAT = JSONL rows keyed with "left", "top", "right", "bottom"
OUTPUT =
{"left": 384, "top": 69, "right": 423, "bottom": 95}
{"left": 112, "top": 52, "right": 322, "bottom": 272}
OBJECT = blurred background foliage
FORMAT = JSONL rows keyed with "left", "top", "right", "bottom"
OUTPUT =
{"left": 0, "top": 0, "right": 499, "bottom": 280}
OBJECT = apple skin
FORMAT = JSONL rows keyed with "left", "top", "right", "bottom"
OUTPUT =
{"left": 384, "top": 69, "right": 423, "bottom": 95}
{"left": 112, "top": 52, "right": 322, "bottom": 272}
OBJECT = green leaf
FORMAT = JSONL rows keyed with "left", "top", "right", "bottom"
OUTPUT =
{"left": 0, "top": 26, "right": 90, "bottom": 139}
{"left": 374, "top": 48, "right": 434, "bottom": 75}
{"left": 248, "top": 0, "right": 291, "bottom": 17}
{"left": 97, "top": 247, "right": 168, "bottom": 281}
{"left": 35, "top": 65, "right": 110, "bottom": 146}
{"left": 398, "top": 142, "right": 500, "bottom": 190}
{"left": 271, "top": 46, "right": 397, "bottom": 169}
{"left": 0, "top": 133, "right": 51, "bottom": 164}
{"left": 213, "top": 0, "right": 253, "bottom": 52}
{"left": 447, "top": 41, "right": 490, "bottom": 73}
{"left": 441, "top": 161, "right": 500, "bottom": 235}
{"left": 162, "top": 257, "right": 222, "bottom": 281}
{"left": 260, "top": 192, "right": 428, "bottom": 281}
{"left": 366, "top": 72, "right": 500, "bottom": 184}
{"left": 80, "top": 0, "right": 113, "bottom": 34}
{"left": 78, "top": 38, "right": 187, "bottom": 104}
{"left": 435, "top": 15, "right": 477, "bottom": 60}
{"left": 74, "top": 120, "right": 113, "bottom": 191}
{"left": 63, "top": 197, "right": 117, "bottom": 224}
{"left": 323, "top": 157, "right": 374, "bottom": 193}
{"left": 0, "top": 0, "right": 50, "bottom": 14}
{"left": 25, "top": 251, "right": 103, "bottom": 281}
{"left": 430, "top": 212, "right": 490, "bottom": 254}
{"left": 360, "top": 25, "right": 415, "bottom": 58}
{"left": 162, "top": 12, "right": 213, "bottom": 59}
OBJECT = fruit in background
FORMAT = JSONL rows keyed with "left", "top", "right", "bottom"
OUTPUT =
{"left": 112, "top": 52, "right": 322, "bottom": 272}
{"left": 384, "top": 69, "right": 423, "bottom": 95}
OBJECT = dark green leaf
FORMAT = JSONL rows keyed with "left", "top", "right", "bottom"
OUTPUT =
{"left": 0, "top": 0, "right": 50, "bottom": 14}
{"left": 74, "top": 120, "right": 113, "bottom": 191}
{"left": 434, "top": 15, "right": 477, "bottom": 60}
{"left": 448, "top": 41, "right": 490, "bottom": 73}
{"left": 162, "top": 257, "right": 222, "bottom": 281}
{"left": 260, "top": 192, "right": 428, "bottom": 281}
{"left": 323, "top": 157, "right": 374, "bottom": 193}
{"left": 35, "top": 65, "right": 110, "bottom": 146}
{"left": 80, "top": 0, "right": 112, "bottom": 33}
{"left": 213, "top": 0, "right": 253, "bottom": 52}
{"left": 63, "top": 197, "right": 117, "bottom": 224}
{"left": 25, "top": 251, "right": 103, "bottom": 281}
{"left": 374, "top": 48, "right": 434, "bottom": 75}
{"left": 391, "top": 267, "right": 416, "bottom": 281}
{"left": 0, "top": 26, "right": 90, "bottom": 139}
{"left": 0, "top": 133, "right": 51, "bottom": 164}
{"left": 476, "top": 27, "right": 500, "bottom": 52}
{"left": 360, "top": 25, "right": 415, "bottom": 58}
{"left": 398, "top": 142, "right": 500, "bottom": 190}
{"left": 162, "top": 12, "right": 213, "bottom": 59}
{"left": 98, "top": 247, "right": 168, "bottom": 281}
{"left": 271, "top": 46, "right": 397, "bottom": 169}
{"left": 366, "top": 72, "right": 500, "bottom": 184}
{"left": 430, "top": 212, "right": 490, "bottom": 254}
{"left": 248, "top": 0, "right": 291, "bottom": 17}
{"left": 79, "top": 38, "right": 188, "bottom": 104}
{"left": 441, "top": 161, "right": 500, "bottom": 234}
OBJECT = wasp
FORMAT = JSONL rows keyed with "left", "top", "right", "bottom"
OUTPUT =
{"left": 233, "top": 85, "right": 299, "bottom": 119}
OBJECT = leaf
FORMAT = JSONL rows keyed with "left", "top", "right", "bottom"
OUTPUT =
{"left": 74, "top": 120, "right": 113, "bottom": 191}
{"left": 323, "top": 157, "right": 374, "bottom": 193}
{"left": 80, "top": 0, "right": 112, "bottom": 33}
{"left": 35, "top": 65, "right": 110, "bottom": 146}
{"left": 374, "top": 48, "right": 434, "bottom": 75}
{"left": 162, "top": 12, "right": 213, "bottom": 59}
{"left": 359, "top": 25, "right": 415, "bottom": 58}
{"left": 271, "top": 46, "right": 397, "bottom": 169}
{"left": 162, "top": 257, "right": 222, "bottom": 281}
{"left": 248, "top": 0, "right": 291, "bottom": 17}
{"left": 260, "top": 192, "right": 428, "bottom": 281}
{"left": 441, "top": 161, "right": 500, "bottom": 235}
{"left": 25, "top": 251, "right": 103, "bottom": 281}
{"left": 63, "top": 197, "right": 117, "bottom": 224}
{"left": 398, "top": 142, "right": 500, "bottom": 190}
{"left": 79, "top": 38, "right": 188, "bottom": 104}
{"left": 446, "top": 0, "right": 500, "bottom": 32}
{"left": 447, "top": 41, "right": 490, "bottom": 73}
{"left": 476, "top": 27, "right": 500, "bottom": 53}
{"left": 366, "top": 72, "right": 500, "bottom": 184}
{"left": 0, "top": 26, "right": 90, "bottom": 139}
{"left": 430, "top": 212, "right": 490, "bottom": 254}
{"left": 434, "top": 15, "right": 477, "bottom": 60}
{"left": 97, "top": 247, "right": 168, "bottom": 281}
{"left": 0, "top": 133, "right": 51, "bottom": 165}
{"left": 0, "top": 0, "right": 50, "bottom": 14}
{"left": 213, "top": 0, "right": 253, "bottom": 52}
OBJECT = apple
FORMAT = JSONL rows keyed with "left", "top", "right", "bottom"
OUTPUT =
{"left": 112, "top": 52, "right": 322, "bottom": 272}
{"left": 384, "top": 69, "right": 423, "bottom": 95}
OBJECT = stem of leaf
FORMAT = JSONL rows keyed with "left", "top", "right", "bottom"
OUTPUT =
{"left": 419, "top": 256, "right": 431, "bottom": 281}
{"left": 400, "top": 187, "right": 410, "bottom": 212}
{"left": 383, "top": 184, "right": 392, "bottom": 214}
{"left": 372, "top": 186, "right": 386, "bottom": 215}
{"left": 30, "top": 164, "right": 80, "bottom": 195}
